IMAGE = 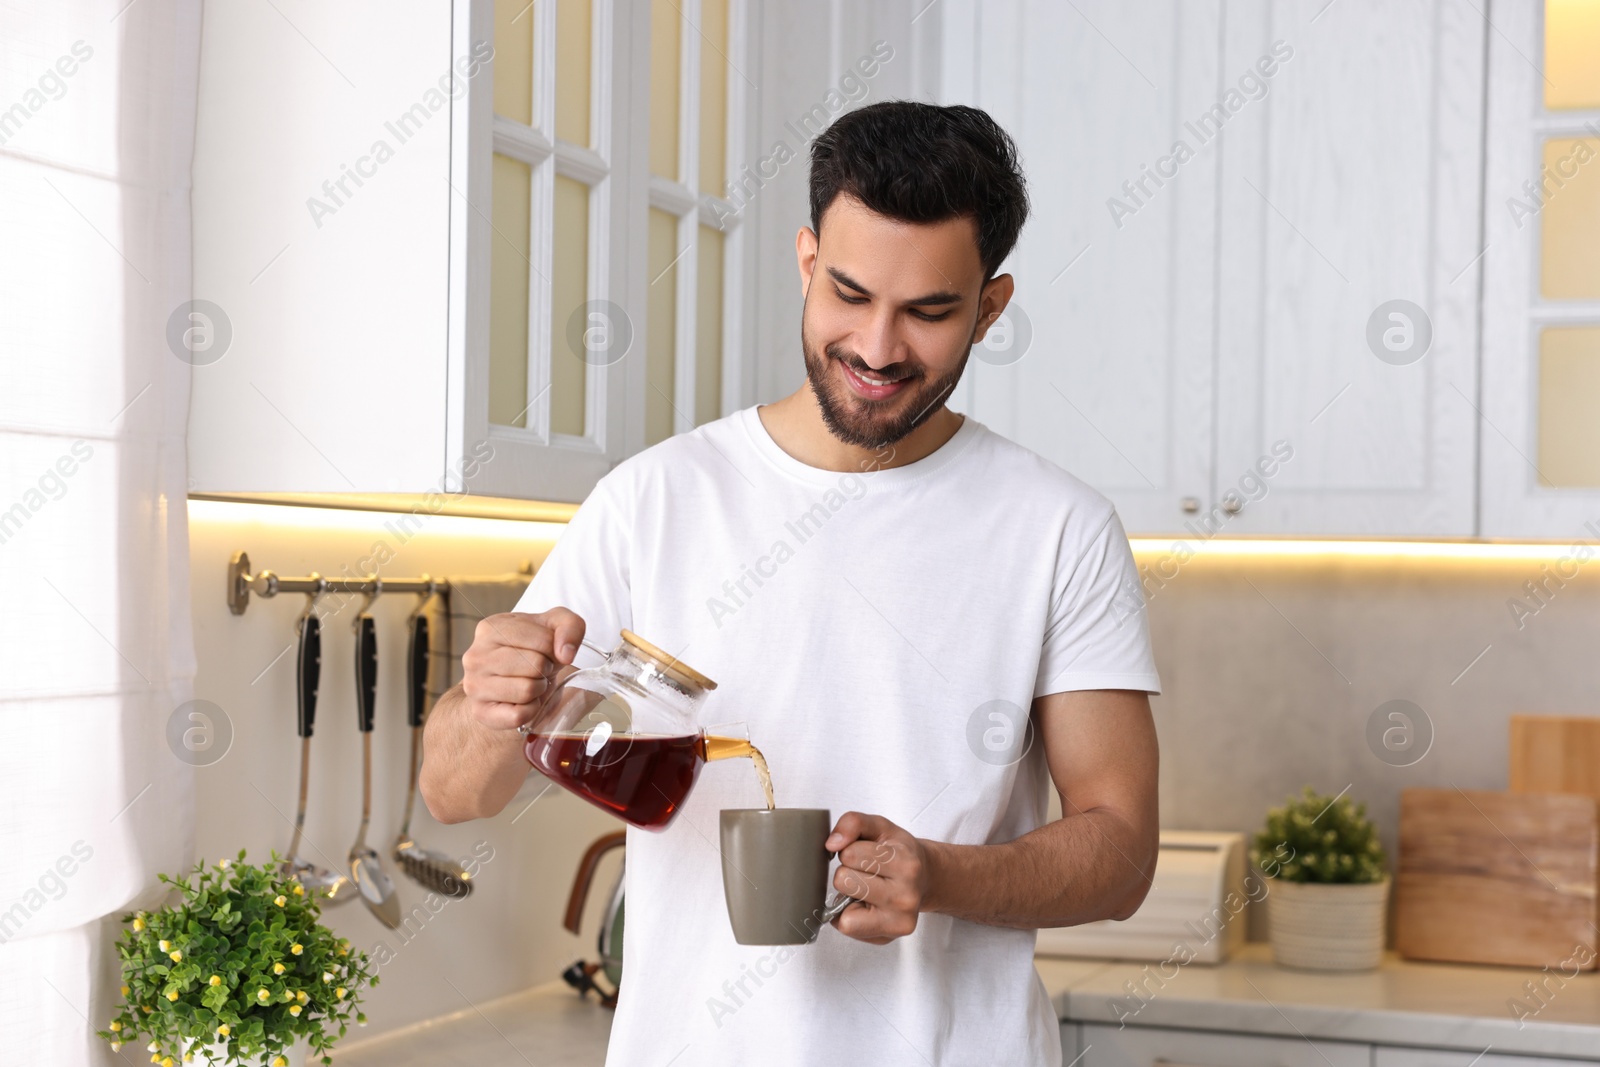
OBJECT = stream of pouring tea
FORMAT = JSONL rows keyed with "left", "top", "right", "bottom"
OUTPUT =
{"left": 701, "top": 736, "right": 776, "bottom": 810}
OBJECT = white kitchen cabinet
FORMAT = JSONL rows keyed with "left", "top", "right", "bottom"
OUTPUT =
{"left": 1213, "top": 0, "right": 1485, "bottom": 536}
{"left": 189, "top": 0, "right": 785, "bottom": 504}
{"left": 939, "top": 0, "right": 1486, "bottom": 536}
{"left": 188, "top": 0, "right": 646, "bottom": 502}
{"left": 1479, "top": 0, "right": 1600, "bottom": 538}
{"left": 940, "top": 0, "right": 1220, "bottom": 535}
{"left": 1375, "top": 1047, "right": 1594, "bottom": 1066}
{"left": 1077, "top": 1022, "right": 1370, "bottom": 1066}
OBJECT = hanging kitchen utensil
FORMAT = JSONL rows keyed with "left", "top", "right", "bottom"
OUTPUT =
{"left": 347, "top": 593, "right": 401, "bottom": 928}
{"left": 280, "top": 584, "right": 351, "bottom": 904}
{"left": 394, "top": 593, "right": 474, "bottom": 898}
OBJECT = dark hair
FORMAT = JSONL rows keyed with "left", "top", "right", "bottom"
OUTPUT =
{"left": 808, "top": 100, "right": 1029, "bottom": 280}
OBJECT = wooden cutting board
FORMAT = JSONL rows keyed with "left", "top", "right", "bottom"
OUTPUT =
{"left": 1510, "top": 714, "right": 1600, "bottom": 800}
{"left": 1397, "top": 788, "right": 1598, "bottom": 969}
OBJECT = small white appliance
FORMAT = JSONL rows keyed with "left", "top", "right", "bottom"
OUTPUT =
{"left": 1035, "top": 830, "right": 1250, "bottom": 964}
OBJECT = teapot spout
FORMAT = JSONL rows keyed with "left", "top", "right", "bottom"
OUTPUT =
{"left": 700, "top": 735, "right": 754, "bottom": 762}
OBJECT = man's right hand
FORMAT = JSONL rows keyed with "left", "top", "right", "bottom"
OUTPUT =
{"left": 421, "top": 606, "right": 586, "bottom": 823}
{"left": 459, "top": 607, "right": 589, "bottom": 731}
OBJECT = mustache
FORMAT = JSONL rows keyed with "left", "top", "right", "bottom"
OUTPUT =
{"left": 826, "top": 344, "right": 919, "bottom": 383}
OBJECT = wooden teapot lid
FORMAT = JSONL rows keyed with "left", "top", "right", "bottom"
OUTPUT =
{"left": 620, "top": 629, "right": 717, "bottom": 691}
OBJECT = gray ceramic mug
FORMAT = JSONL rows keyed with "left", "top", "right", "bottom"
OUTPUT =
{"left": 720, "top": 809, "right": 852, "bottom": 945}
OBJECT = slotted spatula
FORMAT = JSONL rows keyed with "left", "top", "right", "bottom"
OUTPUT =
{"left": 394, "top": 608, "right": 474, "bottom": 898}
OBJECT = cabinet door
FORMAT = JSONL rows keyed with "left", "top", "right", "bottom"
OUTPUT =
{"left": 1479, "top": 0, "right": 1600, "bottom": 537}
{"left": 1376, "top": 1047, "right": 1591, "bottom": 1067}
{"left": 448, "top": 0, "right": 647, "bottom": 502}
{"left": 940, "top": 0, "right": 1220, "bottom": 534}
{"left": 1079, "top": 1023, "right": 1369, "bottom": 1067}
{"left": 1213, "top": 0, "right": 1485, "bottom": 536}
{"left": 190, "top": 0, "right": 455, "bottom": 494}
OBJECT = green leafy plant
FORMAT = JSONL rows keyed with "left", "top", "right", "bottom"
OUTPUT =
{"left": 1251, "top": 786, "right": 1386, "bottom": 884}
{"left": 96, "top": 850, "right": 377, "bottom": 1066}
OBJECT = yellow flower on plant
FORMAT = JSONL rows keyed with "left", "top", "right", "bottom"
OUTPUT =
{"left": 292, "top": 883, "right": 305, "bottom": 896}
{"left": 166, "top": 990, "right": 178, "bottom": 1002}
{"left": 289, "top": 1004, "right": 302, "bottom": 1017}
{"left": 335, "top": 987, "right": 346, "bottom": 999}
{"left": 157, "top": 940, "right": 170, "bottom": 952}
{"left": 216, "top": 1024, "right": 230, "bottom": 1037}
{"left": 141, "top": 1005, "right": 152, "bottom": 1014}
{"left": 273, "top": 895, "right": 287, "bottom": 907}
{"left": 290, "top": 943, "right": 303, "bottom": 956}
{"left": 162, "top": 1057, "right": 174, "bottom": 1067}
{"left": 209, "top": 975, "right": 222, "bottom": 987}
{"left": 296, "top": 990, "right": 308, "bottom": 1004}
{"left": 110, "top": 1042, "right": 121, "bottom": 1052}
{"left": 272, "top": 1058, "right": 287, "bottom": 1067}
{"left": 273, "top": 962, "right": 286, "bottom": 975}
{"left": 109, "top": 1021, "right": 121, "bottom": 1031}
{"left": 120, "top": 984, "right": 130, "bottom": 996}
{"left": 322, "top": 972, "right": 334, "bottom": 983}
{"left": 169, "top": 950, "right": 182, "bottom": 962}
{"left": 257, "top": 988, "right": 270, "bottom": 1002}
{"left": 132, "top": 918, "right": 145, "bottom": 932}
{"left": 149, "top": 1055, "right": 159, "bottom": 1063}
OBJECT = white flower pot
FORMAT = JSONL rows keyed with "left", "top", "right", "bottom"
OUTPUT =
{"left": 1265, "top": 876, "right": 1389, "bottom": 972}
{"left": 181, "top": 1037, "right": 309, "bottom": 1066}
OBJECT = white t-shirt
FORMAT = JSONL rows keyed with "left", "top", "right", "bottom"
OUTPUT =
{"left": 513, "top": 404, "right": 1161, "bottom": 1067}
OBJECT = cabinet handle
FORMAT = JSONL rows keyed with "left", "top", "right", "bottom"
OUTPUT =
{"left": 1181, "top": 496, "right": 1201, "bottom": 514}
{"left": 1220, "top": 497, "right": 1242, "bottom": 514}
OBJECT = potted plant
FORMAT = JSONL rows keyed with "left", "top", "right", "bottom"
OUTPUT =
{"left": 96, "top": 850, "right": 378, "bottom": 1066}
{"left": 1252, "top": 786, "right": 1389, "bottom": 972}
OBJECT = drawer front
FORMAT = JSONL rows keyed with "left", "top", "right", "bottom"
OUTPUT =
{"left": 1078, "top": 1023, "right": 1370, "bottom": 1067}
{"left": 1376, "top": 1048, "right": 1600, "bottom": 1066}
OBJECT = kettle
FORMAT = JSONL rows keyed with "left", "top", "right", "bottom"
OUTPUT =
{"left": 519, "top": 630, "right": 759, "bottom": 831}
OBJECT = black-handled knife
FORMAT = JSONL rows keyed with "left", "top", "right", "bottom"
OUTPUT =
{"left": 355, "top": 613, "right": 377, "bottom": 734}
{"left": 407, "top": 613, "right": 429, "bottom": 729}
{"left": 297, "top": 615, "right": 321, "bottom": 739}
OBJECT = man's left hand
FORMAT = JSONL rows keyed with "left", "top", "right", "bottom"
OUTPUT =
{"left": 825, "top": 812, "right": 933, "bottom": 945}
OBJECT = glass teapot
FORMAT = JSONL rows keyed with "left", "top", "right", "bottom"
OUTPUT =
{"left": 517, "top": 629, "right": 764, "bottom": 831}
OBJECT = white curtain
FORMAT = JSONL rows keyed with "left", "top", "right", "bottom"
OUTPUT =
{"left": 0, "top": 2, "right": 200, "bottom": 1063}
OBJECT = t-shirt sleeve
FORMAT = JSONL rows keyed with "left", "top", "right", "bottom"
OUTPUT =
{"left": 1034, "top": 505, "right": 1162, "bottom": 699}
{"left": 511, "top": 470, "right": 632, "bottom": 665}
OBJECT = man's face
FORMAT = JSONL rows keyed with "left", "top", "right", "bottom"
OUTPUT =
{"left": 796, "top": 194, "right": 1011, "bottom": 449}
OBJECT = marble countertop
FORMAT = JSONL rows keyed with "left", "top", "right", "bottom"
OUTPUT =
{"left": 1041, "top": 943, "right": 1600, "bottom": 1060}
{"left": 328, "top": 980, "right": 614, "bottom": 1067}
{"left": 331, "top": 946, "right": 1600, "bottom": 1065}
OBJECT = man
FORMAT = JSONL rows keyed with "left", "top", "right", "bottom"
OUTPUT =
{"left": 420, "top": 100, "right": 1161, "bottom": 1066}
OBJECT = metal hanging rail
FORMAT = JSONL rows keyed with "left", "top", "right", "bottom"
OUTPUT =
{"left": 226, "top": 551, "right": 530, "bottom": 615}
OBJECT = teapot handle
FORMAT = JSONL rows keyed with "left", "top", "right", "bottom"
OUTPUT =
{"left": 515, "top": 638, "right": 609, "bottom": 736}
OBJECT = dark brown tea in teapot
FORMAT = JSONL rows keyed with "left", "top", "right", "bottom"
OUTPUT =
{"left": 524, "top": 732, "right": 775, "bottom": 831}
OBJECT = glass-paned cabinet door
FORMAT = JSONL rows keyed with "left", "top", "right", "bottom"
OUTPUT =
{"left": 1481, "top": 0, "right": 1600, "bottom": 533}
{"left": 644, "top": 0, "right": 744, "bottom": 447}
{"left": 451, "top": 0, "right": 641, "bottom": 502}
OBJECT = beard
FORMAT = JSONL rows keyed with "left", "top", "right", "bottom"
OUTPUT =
{"left": 801, "top": 316, "right": 970, "bottom": 451}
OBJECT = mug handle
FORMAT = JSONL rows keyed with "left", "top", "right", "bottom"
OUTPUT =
{"left": 820, "top": 890, "right": 855, "bottom": 924}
